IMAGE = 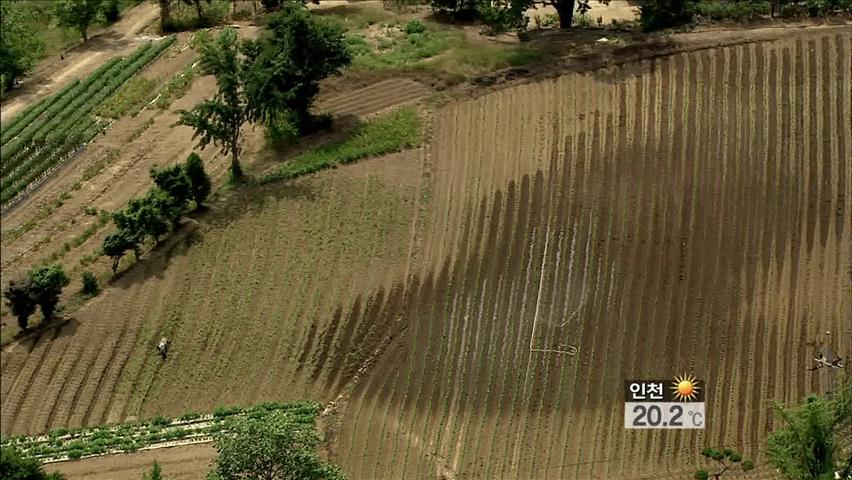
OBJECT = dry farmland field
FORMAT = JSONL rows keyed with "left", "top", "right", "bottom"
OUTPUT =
{"left": 2, "top": 23, "right": 852, "bottom": 480}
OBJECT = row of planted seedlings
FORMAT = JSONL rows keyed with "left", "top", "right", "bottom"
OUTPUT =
{"left": 1, "top": 401, "right": 321, "bottom": 463}
{"left": 0, "top": 36, "right": 177, "bottom": 207}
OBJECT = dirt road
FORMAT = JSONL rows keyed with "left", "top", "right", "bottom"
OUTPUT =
{"left": 0, "top": 2, "right": 160, "bottom": 123}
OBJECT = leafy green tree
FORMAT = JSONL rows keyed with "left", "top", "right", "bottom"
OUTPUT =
{"left": 102, "top": 231, "right": 138, "bottom": 274}
{"left": 0, "top": 2, "right": 45, "bottom": 93}
{"left": 181, "top": 0, "right": 211, "bottom": 22}
{"left": 142, "top": 461, "right": 164, "bottom": 480}
{"left": 0, "top": 446, "right": 65, "bottom": 480}
{"left": 158, "top": 0, "right": 172, "bottom": 31}
{"left": 28, "top": 264, "right": 70, "bottom": 320}
{"left": 766, "top": 384, "right": 852, "bottom": 480}
{"left": 208, "top": 410, "right": 345, "bottom": 480}
{"left": 694, "top": 447, "right": 754, "bottom": 479}
{"left": 243, "top": 5, "right": 351, "bottom": 133}
{"left": 178, "top": 28, "right": 248, "bottom": 181}
{"left": 55, "top": 0, "right": 105, "bottom": 41}
{"left": 118, "top": 195, "right": 172, "bottom": 241}
{"left": 151, "top": 164, "right": 192, "bottom": 212}
{"left": 3, "top": 278, "right": 37, "bottom": 330}
{"left": 184, "top": 152, "right": 212, "bottom": 205}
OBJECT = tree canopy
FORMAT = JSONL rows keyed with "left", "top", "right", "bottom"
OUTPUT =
{"left": 180, "top": 6, "right": 350, "bottom": 179}
{"left": 0, "top": 2, "right": 46, "bottom": 94}
{"left": 207, "top": 410, "right": 345, "bottom": 480}
{"left": 0, "top": 446, "right": 64, "bottom": 480}
{"left": 766, "top": 383, "right": 852, "bottom": 479}
{"left": 55, "top": 0, "right": 105, "bottom": 41}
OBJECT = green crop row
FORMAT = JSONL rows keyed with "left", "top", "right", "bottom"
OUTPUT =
{"left": 1, "top": 401, "right": 320, "bottom": 462}
{"left": 0, "top": 80, "right": 82, "bottom": 145}
{"left": 0, "top": 36, "right": 176, "bottom": 208}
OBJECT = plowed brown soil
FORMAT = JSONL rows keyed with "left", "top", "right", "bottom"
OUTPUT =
{"left": 2, "top": 23, "right": 850, "bottom": 480}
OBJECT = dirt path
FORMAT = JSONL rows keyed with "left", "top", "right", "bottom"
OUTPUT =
{"left": 0, "top": 2, "right": 160, "bottom": 123}
{"left": 48, "top": 443, "right": 216, "bottom": 480}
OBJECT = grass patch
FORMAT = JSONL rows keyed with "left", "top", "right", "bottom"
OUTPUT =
{"left": 95, "top": 76, "right": 157, "bottom": 119}
{"left": 258, "top": 107, "right": 422, "bottom": 184}
{"left": 330, "top": 11, "right": 549, "bottom": 79}
{"left": 346, "top": 23, "right": 451, "bottom": 71}
{"left": 155, "top": 63, "right": 198, "bottom": 109}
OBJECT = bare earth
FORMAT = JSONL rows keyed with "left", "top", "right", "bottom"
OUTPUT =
{"left": 1, "top": 14, "right": 850, "bottom": 480}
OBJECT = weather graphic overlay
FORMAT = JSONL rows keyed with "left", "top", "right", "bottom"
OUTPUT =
{"left": 672, "top": 374, "right": 700, "bottom": 401}
{"left": 624, "top": 376, "right": 706, "bottom": 429}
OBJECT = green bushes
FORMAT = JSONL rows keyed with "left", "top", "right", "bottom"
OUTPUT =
{"left": 0, "top": 36, "right": 176, "bottom": 208}
{"left": 1, "top": 402, "right": 321, "bottom": 462}
{"left": 259, "top": 107, "right": 422, "bottom": 184}
{"left": 693, "top": 0, "right": 770, "bottom": 20}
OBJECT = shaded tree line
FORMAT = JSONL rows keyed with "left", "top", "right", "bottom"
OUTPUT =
{"left": 102, "top": 152, "right": 211, "bottom": 274}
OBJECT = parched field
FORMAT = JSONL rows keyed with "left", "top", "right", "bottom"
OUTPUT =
{"left": 2, "top": 25, "right": 850, "bottom": 480}
{"left": 331, "top": 27, "right": 852, "bottom": 478}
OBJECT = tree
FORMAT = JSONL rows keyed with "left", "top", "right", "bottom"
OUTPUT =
{"left": 142, "top": 461, "right": 164, "bottom": 480}
{"left": 0, "top": 446, "right": 65, "bottom": 480}
{"left": 0, "top": 2, "right": 45, "bottom": 93}
{"left": 102, "top": 231, "right": 138, "bottom": 274}
{"left": 3, "top": 279, "right": 37, "bottom": 331}
{"left": 157, "top": 0, "right": 172, "bottom": 32}
{"left": 55, "top": 0, "right": 105, "bottom": 42}
{"left": 180, "top": 0, "right": 211, "bottom": 23}
{"left": 28, "top": 264, "right": 70, "bottom": 321}
{"left": 243, "top": 5, "right": 351, "bottom": 132}
{"left": 766, "top": 384, "right": 852, "bottom": 480}
{"left": 694, "top": 447, "right": 755, "bottom": 480}
{"left": 179, "top": 28, "right": 248, "bottom": 181}
{"left": 638, "top": 0, "right": 692, "bottom": 31}
{"left": 103, "top": 0, "right": 120, "bottom": 22}
{"left": 208, "top": 410, "right": 345, "bottom": 480}
{"left": 151, "top": 164, "right": 192, "bottom": 212}
{"left": 184, "top": 152, "right": 212, "bottom": 205}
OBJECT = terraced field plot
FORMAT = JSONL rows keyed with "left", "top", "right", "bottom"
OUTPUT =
{"left": 1, "top": 26, "right": 850, "bottom": 480}
{"left": 332, "top": 28, "right": 852, "bottom": 478}
{"left": 0, "top": 37, "right": 176, "bottom": 208}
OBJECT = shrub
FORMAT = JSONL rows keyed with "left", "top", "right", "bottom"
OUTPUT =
{"left": 67, "top": 449, "right": 83, "bottom": 459}
{"left": 150, "top": 415, "right": 171, "bottom": 427}
{"left": 639, "top": 0, "right": 693, "bottom": 30}
{"left": 404, "top": 19, "right": 427, "bottom": 34}
{"left": 81, "top": 271, "right": 99, "bottom": 296}
{"left": 693, "top": 0, "right": 770, "bottom": 21}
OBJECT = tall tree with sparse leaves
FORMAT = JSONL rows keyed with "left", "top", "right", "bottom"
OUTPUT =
{"left": 55, "top": 0, "right": 105, "bottom": 41}
{"left": 178, "top": 28, "right": 248, "bottom": 181}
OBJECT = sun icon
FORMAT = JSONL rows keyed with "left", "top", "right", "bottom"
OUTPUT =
{"left": 671, "top": 374, "right": 700, "bottom": 402}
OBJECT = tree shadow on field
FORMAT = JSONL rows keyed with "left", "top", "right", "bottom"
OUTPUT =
{"left": 106, "top": 176, "right": 322, "bottom": 291}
